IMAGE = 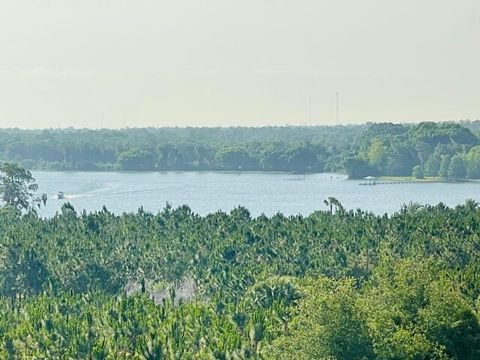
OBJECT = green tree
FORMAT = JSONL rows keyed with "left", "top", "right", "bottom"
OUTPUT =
{"left": 215, "top": 146, "right": 258, "bottom": 170}
{"left": 438, "top": 154, "right": 451, "bottom": 179}
{"left": 343, "top": 157, "right": 377, "bottom": 179}
{"left": 384, "top": 145, "right": 417, "bottom": 176}
{"left": 420, "top": 281, "right": 480, "bottom": 360}
{"left": 448, "top": 155, "right": 466, "bottom": 180}
{"left": 465, "top": 145, "right": 480, "bottom": 178}
{"left": 360, "top": 259, "right": 480, "bottom": 360}
{"left": 266, "top": 278, "right": 374, "bottom": 360}
{"left": 415, "top": 141, "right": 433, "bottom": 166}
{"left": 424, "top": 154, "right": 441, "bottom": 177}
{"left": 412, "top": 165, "right": 424, "bottom": 179}
{"left": 367, "top": 139, "right": 387, "bottom": 170}
{"left": 0, "top": 163, "right": 45, "bottom": 211}
{"left": 117, "top": 149, "right": 156, "bottom": 171}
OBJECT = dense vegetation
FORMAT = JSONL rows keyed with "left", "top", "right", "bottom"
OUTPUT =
{"left": 0, "top": 126, "right": 365, "bottom": 173}
{"left": 2, "top": 120, "right": 480, "bottom": 178}
{"left": 1, "top": 199, "right": 480, "bottom": 358}
{"left": 346, "top": 121, "right": 480, "bottom": 180}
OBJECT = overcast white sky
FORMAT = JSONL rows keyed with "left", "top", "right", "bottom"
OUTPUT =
{"left": 0, "top": 0, "right": 479, "bottom": 128}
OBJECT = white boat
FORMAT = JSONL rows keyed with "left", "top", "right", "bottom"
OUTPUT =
{"left": 57, "top": 191, "right": 66, "bottom": 199}
{"left": 359, "top": 176, "right": 378, "bottom": 186}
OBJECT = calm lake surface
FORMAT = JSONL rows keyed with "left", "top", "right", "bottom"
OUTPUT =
{"left": 33, "top": 171, "right": 480, "bottom": 217}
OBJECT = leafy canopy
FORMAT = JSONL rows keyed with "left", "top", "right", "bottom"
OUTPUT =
{"left": 0, "top": 163, "right": 46, "bottom": 211}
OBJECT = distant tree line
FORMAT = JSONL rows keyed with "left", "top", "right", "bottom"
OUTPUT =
{"left": 0, "top": 126, "right": 364, "bottom": 173}
{"left": 344, "top": 121, "right": 480, "bottom": 179}
{"left": 1, "top": 121, "right": 480, "bottom": 178}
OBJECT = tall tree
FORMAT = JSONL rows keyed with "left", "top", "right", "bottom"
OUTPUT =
{"left": 465, "top": 145, "right": 480, "bottom": 178}
{"left": 0, "top": 163, "right": 45, "bottom": 211}
{"left": 448, "top": 155, "right": 466, "bottom": 180}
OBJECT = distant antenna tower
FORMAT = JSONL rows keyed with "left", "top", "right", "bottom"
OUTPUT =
{"left": 336, "top": 92, "right": 339, "bottom": 125}
{"left": 308, "top": 96, "right": 312, "bottom": 124}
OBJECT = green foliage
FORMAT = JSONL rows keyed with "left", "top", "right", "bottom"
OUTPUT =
{"left": 0, "top": 162, "right": 46, "bottom": 211}
{"left": 439, "top": 154, "right": 452, "bottom": 179}
{"left": 0, "top": 126, "right": 363, "bottom": 173}
{"left": 424, "top": 154, "right": 441, "bottom": 177}
{"left": 117, "top": 149, "right": 156, "bottom": 171}
{"left": 344, "top": 156, "right": 378, "bottom": 179}
{"left": 412, "top": 165, "right": 424, "bottom": 179}
{"left": 1, "top": 201, "right": 480, "bottom": 357}
{"left": 367, "top": 138, "right": 387, "bottom": 169}
{"left": 266, "top": 277, "right": 374, "bottom": 360}
{"left": 215, "top": 146, "right": 257, "bottom": 170}
{"left": 361, "top": 259, "right": 480, "bottom": 359}
{"left": 448, "top": 155, "right": 466, "bottom": 180}
{"left": 2, "top": 122, "right": 480, "bottom": 178}
{"left": 354, "top": 121, "right": 479, "bottom": 178}
{"left": 465, "top": 145, "right": 480, "bottom": 178}
{"left": 269, "top": 259, "right": 480, "bottom": 360}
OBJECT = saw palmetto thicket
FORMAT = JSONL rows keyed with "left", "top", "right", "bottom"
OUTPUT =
{"left": 1, "top": 200, "right": 480, "bottom": 359}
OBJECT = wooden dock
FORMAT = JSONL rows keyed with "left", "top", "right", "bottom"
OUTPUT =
{"left": 287, "top": 174, "right": 306, "bottom": 180}
{"left": 359, "top": 180, "right": 417, "bottom": 186}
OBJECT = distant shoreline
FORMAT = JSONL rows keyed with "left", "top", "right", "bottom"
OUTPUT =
{"left": 25, "top": 169, "right": 480, "bottom": 183}
{"left": 29, "top": 169, "right": 343, "bottom": 175}
{"left": 377, "top": 176, "right": 479, "bottom": 184}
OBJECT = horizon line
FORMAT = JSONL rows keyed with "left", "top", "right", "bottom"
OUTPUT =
{"left": 0, "top": 119, "right": 479, "bottom": 131}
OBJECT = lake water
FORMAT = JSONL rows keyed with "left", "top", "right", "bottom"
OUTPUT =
{"left": 33, "top": 171, "right": 480, "bottom": 217}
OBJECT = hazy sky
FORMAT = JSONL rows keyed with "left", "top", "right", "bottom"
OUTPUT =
{"left": 0, "top": 0, "right": 479, "bottom": 128}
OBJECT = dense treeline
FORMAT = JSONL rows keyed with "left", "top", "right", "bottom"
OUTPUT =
{"left": 0, "top": 126, "right": 365, "bottom": 173}
{"left": 1, "top": 200, "right": 480, "bottom": 358}
{"left": 345, "top": 121, "right": 480, "bottom": 179}
{"left": 1, "top": 121, "right": 480, "bottom": 178}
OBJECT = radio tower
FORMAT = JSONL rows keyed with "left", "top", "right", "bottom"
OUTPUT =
{"left": 308, "top": 96, "right": 312, "bottom": 124}
{"left": 336, "top": 92, "right": 339, "bottom": 125}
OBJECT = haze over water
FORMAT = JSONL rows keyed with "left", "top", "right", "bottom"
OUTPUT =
{"left": 35, "top": 171, "right": 480, "bottom": 217}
